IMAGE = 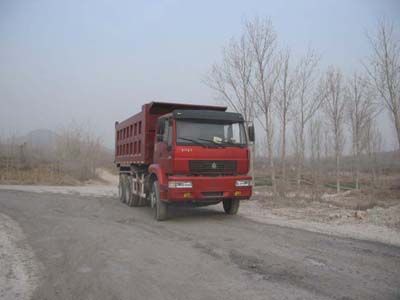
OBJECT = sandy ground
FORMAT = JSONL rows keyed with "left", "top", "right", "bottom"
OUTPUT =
{"left": 0, "top": 189, "right": 399, "bottom": 300}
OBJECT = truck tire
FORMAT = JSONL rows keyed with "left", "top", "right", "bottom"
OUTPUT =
{"left": 151, "top": 180, "right": 168, "bottom": 221}
{"left": 223, "top": 199, "right": 240, "bottom": 215}
{"left": 131, "top": 193, "right": 140, "bottom": 207}
{"left": 125, "top": 176, "right": 133, "bottom": 207}
{"left": 131, "top": 173, "right": 144, "bottom": 207}
{"left": 137, "top": 195, "right": 147, "bottom": 207}
{"left": 118, "top": 175, "right": 126, "bottom": 203}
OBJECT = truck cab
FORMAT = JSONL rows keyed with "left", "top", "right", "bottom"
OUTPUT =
{"left": 115, "top": 102, "right": 254, "bottom": 221}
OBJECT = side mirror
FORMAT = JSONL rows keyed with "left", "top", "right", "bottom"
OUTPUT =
{"left": 248, "top": 125, "right": 255, "bottom": 143}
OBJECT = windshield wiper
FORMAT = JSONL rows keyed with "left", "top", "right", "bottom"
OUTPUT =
{"left": 224, "top": 140, "right": 245, "bottom": 148}
{"left": 177, "top": 137, "right": 209, "bottom": 147}
{"left": 198, "top": 138, "right": 245, "bottom": 148}
{"left": 197, "top": 138, "right": 226, "bottom": 147}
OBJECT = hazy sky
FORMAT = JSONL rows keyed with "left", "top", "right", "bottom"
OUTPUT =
{"left": 1, "top": 0, "right": 399, "bottom": 148}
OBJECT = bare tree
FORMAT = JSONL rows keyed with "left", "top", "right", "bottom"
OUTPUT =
{"left": 364, "top": 118, "right": 383, "bottom": 185}
{"left": 365, "top": 20, "right": 400, "bottom": 149}
{"left": 275, "top": 48, "right": 298, "bottom": 182}
{"left": 56, "top": 125, "right": 104, "bottom": 181}
{"left": 323, "top": 67, "right": 346, "bottom": 192}
{"left": 204, "top": 30, "right": 256, "bottom": 179}
{"left": 204, "top": 34, "right": 254, "bottom": 122}
{"left": 245, "top": 17, "right": 279, "bottom": 193}
{"left": 309, "top": 118, "right": 323, "bottom": 196}
{"left": 345, "top": 72, "right": 379, "bottom": 189}
{"left": 293, "top": 48, "right": 321, "bottom": 190}
{"left": 323, "top": 126, "right": 331, "bottom": 160}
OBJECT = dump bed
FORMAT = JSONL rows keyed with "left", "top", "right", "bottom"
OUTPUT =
{"left": 115, "top": 102, "right": 226, "bottom": 166}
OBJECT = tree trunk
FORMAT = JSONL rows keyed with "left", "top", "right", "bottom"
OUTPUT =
{"left": 355, "top": 140, "right": 360, "bottom": 190}
{"left": 296, "top": 125, "right": 305, "bottom": 191}
{"left": 281, "top": 116, "right": 287, "bottom": 182}
{"left": 336, "top": 146, "right": 341, "bottom": 193}
{"left": 266, "top": 112, "right": 276, "bottom": 194}
{"left": 355, "top": 166, "right": 360, "bottom": 190}
{"left": 394, "top": 112, "right": 400, "bottom": 150}
{"left": 249, "top": 143, "right": 255, "bottom": 186}
{"left": 267, "top": 137, "right": 276, "bottom": 194}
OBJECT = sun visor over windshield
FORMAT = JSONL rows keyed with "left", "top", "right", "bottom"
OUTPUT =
{"left": 172, "top": 110, "right": 244, "bottom": 123}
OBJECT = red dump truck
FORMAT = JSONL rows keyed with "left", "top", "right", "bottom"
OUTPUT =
{"left": 115, "top": 102, "right": 254, "bottom": 220}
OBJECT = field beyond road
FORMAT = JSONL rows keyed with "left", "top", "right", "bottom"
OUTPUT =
{"left": 0, "top": 188, "right": 399, "bottom": 300}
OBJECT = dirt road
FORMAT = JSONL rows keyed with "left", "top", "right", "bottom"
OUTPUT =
{"left": 0, "top": 189, "right": 399, "bottom": 300}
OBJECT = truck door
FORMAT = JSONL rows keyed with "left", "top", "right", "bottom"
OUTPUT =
{"left": 155, "top": 117, "right": 173, "bottom": 173}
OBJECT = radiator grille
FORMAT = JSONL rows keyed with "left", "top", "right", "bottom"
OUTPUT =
{"left": 189, "top": 160, "right": 236, "bottom": 174}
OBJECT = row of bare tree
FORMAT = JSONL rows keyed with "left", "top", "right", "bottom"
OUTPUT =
{"left": 205, "top": 17, "right": 400, "bottom": 194}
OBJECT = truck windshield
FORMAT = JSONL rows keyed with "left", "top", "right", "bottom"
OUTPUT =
{"left": 176, "top": 120, "right": 247, "bottom": 147}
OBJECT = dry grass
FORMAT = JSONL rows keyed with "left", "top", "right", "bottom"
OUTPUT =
{"left": 0, "top": 167, "right": 81, "bottom": 185}
{"left": 250, "top": 170, "right": 400, "bottom": 231}
{"left": 253, "top": 172, "right": 400, "bottom": 211}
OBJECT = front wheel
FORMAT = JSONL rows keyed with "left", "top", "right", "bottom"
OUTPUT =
{"left": 151, "top": 180, "right": 168, "bottom": 221}
{"left": 223, "top": 199, "right": 240, "bottom": 215}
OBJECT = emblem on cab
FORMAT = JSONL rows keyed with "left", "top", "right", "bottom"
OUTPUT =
{"left": 211, "top": 162, "right": 217, "bottom": 169}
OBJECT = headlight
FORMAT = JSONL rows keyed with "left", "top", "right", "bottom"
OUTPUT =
{"left": 235, "top": 180, "right": 251, "bottom": 187}
{"left": 168, "top": 181, "right": 193, "bottom": 188}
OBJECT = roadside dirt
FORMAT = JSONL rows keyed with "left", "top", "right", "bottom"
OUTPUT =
{"left": 244, "top": 184, "right": 400, "bottom": 246}
{"left": 240, "top": 199, "right": 400, "bottom": 247}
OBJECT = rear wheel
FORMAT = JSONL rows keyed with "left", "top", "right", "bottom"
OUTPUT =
{"left": 125, "top": 176, "right": 133, "bottom": 206}
{"left": 150, "top": 180, "right": 168, "bottom": 221}
{"left": 132, "top": 173, "right": 146, "bottom": 206}
{"left": 131, "top": 175, "right": 140, "bottom": 206}
{"left": 223, "top": 199, "right": 240, "bottom": 215}
{"left": 138, "top": 195, "right": 147, "bottom": 206}
{"left": 118, "top": 175, "right": 126, "bottom": 203}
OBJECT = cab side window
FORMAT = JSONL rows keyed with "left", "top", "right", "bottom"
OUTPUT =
{"left": 167, "top": 121, "right": 172, "bottom": 147}
{"left": 157, "top": 118, "right": 172, "bottom": 147}
{"left": 157, "top": 119, "right": 165, "bottom": 142}
{"left": 162, "top": 119, "right": 170, "bottom": 143}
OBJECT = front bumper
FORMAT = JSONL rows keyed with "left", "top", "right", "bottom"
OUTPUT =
{"left": 160, "top": 175, "right": 252, "bottom": 202}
